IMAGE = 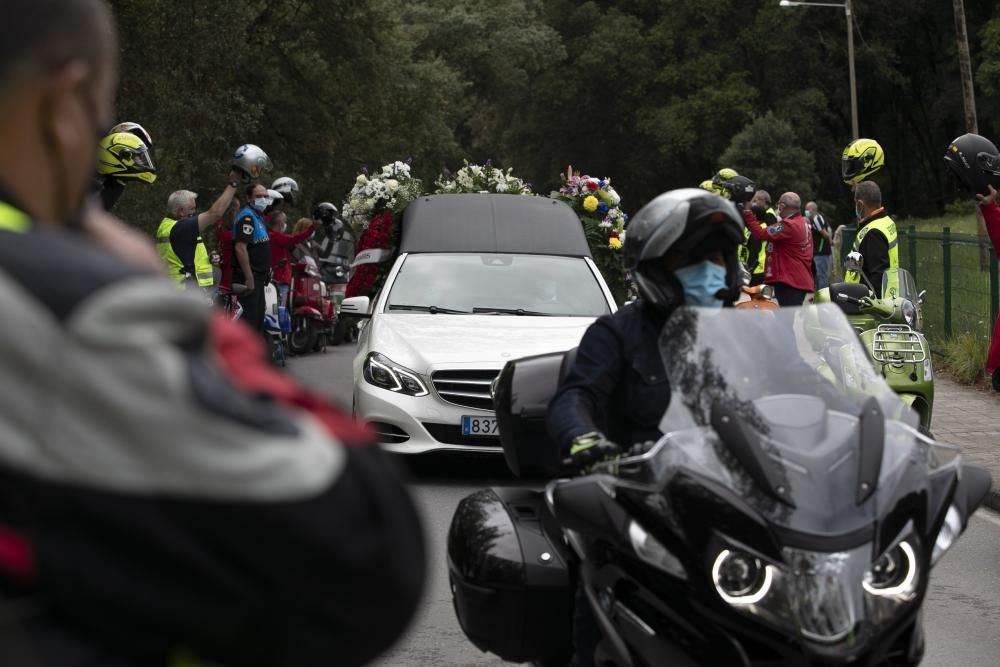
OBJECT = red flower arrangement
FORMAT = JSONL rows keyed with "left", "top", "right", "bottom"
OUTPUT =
{"left": 345, "top": 210, "right": 396, "bottom": 298}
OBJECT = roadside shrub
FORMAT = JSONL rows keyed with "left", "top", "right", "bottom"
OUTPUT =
{"left": 937, "top": 332, "right": 990, "bottom": 385}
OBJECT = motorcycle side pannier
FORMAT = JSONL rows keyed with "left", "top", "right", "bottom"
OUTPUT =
{"left": 447, "top": 487, "right": 573, "bottom": 664}
{"left": 493, "top": 350, "right": 575, "bottom": 478}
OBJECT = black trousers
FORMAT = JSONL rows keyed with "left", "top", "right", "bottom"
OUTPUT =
{"left": 239, "top": 274, "right": 268, "bottom": 334}
{"left": 770, "top": 282, "right": 809, "bottom": 307}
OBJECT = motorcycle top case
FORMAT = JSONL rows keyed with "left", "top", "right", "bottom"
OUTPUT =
{"left": 494, "top": 350, "right": 574, "bottom": 478}
{"left": 447, "top": 486, "right": 573, "bottom": 664}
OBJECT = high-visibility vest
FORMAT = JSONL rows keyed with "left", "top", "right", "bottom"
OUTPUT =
{"left": 845, "top": 213, "right": 898, "bottom": 297}
{"left": 738, "top": 207, "right": 772, "bottom": 275}
{"left": 0, "top": 201, "right": 30, "bottom": 233}
{"left": 155, "top": 217, "right": 214, "bottom": 287}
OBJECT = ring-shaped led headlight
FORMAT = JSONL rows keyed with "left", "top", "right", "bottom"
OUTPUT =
{"left": 863, "top": 541, "right": 917, "bottom": 599}
{"left": 712, "top": 549, "right": 774, "bottom": 605}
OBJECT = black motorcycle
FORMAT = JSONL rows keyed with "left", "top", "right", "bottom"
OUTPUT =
{"left": 448, "top": 304, "right": 992, "bottom": 666}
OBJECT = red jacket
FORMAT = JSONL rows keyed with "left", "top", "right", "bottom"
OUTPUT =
{"left": 743, "top": 210, "right": 814, "bottom": 292}
{"left": 980, "top": 201, "right": 1000, "bottom": 373}
{"left": 215, "top": 218, "right": 233, "bottom": 290}
{"left": 269, "top": 227, "right": 315, "bottom": 284}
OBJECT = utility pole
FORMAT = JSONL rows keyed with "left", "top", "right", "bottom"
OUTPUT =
{"left": 953, "top": 0, "right": 978, "bottom": 134}
{"left": 952, "top": 0, "right": 988, "bottom": 270}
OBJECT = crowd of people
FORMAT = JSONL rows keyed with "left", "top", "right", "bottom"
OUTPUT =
{"left": 697, "top": 139, "right": 896, "bottom": 308}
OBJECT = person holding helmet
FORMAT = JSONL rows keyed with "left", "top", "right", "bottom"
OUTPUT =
{"left": 946, "top": 133, "right": 1000, "bottom": 389}
{"left": 268, "top": 209, "right": 316, "bottom": 309}
{"left": 843, "top": 180, "right": 897, "bottom": 297}
{"left": 747, "top": 190, "right": 777, "bottom": 285}
{"left": 841, "top": 138, "right": 885, "bottom": 186}
{"left": 741, "top": 190, "right": 814, "bottom": 305}
{"left": 93, "top": 129, "right": 156, "bottom": 211}
{"left": 0, "top": 2, "right": 425, "bottom": 666}
{"left": 547, "top": 188, "right": 745, "bottom": 468}
{"left": 155, "top": 170, "right": 242, "bottom": 293}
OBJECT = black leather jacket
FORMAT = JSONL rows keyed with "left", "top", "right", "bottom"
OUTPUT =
{"left": 546, "top": 300, "right": 671, "bottom": 455}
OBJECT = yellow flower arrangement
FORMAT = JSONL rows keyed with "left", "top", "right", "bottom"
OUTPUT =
{"left": 608, "top": 237, "right": 623, "bottom": 250}
{"left": 583, "top": 195, "right": 599, "bottom": 212}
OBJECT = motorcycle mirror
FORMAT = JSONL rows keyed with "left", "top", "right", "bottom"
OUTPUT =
{"left": 547, "top": 478, "right": 629, "bottom": 545}
{"left": 845, "top": 251, "right": 864, "bottom": 273}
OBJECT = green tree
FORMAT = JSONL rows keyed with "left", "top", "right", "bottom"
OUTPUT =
{"left": 720, "top": 112, "right": 818, "bottom": 197}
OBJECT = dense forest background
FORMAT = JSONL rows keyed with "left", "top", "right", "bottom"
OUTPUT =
{"left": 107, "top": 0, "right": 1000, "bottom": 231}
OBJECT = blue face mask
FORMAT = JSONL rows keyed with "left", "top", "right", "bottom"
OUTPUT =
{"left": 252, "top": 197, "right": 270, "bottom": 212}
{"left": 675, "top": 260, "right": 727, "bottom": 308}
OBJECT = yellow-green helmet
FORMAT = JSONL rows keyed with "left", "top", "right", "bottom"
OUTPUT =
{"left": 699, "top": 179, "right": 718, "bottom": 193}
{"left": 711, "top": 168, "right": 739, "bottom": 188}
{"left": 97, "top": 132, "right": 156, "bottom": 184}
{"left": 841, "top": 138, "right": 884, "bottom": 185}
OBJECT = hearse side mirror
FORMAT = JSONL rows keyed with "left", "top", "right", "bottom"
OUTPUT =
{"left": 340, "top": 296, "right": 371, "bottom": 318}
{"left": 918, "top": 289, "right": 927, "bottom": 305}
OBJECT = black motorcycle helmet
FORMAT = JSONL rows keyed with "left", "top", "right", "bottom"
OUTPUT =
{"left": 624, "top": 188, "right": 745, "bottom": 310}
{"left": 944, "top": 133, "right": 1000, "bottom": 198}
{"left": 719, "top": 174, "right": 756, "bottom": 206}
{"left": 313, "top": 201, "right": 338, "bottom": 225}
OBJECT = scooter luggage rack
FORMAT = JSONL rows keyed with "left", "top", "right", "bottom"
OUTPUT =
{"left": 872, "top": 324, "right": 926, "bottom": 363}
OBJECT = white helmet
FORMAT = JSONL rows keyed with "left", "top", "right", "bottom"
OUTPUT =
{"left": 231, "top": 144, "right": 272, "bottom": 179}
{"left": 266, "top": 189, "right": 284, "bottom": 202}
{"left": 271, "top": 176, "right": 300, "bottom": 202}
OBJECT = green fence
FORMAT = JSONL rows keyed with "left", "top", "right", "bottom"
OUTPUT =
{"left": 840, "top": 225, "right": 999, "bottom": 344}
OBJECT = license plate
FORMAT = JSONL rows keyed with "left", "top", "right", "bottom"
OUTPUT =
{"left": 462, "top": 415, "right": 499, "bottom": 437}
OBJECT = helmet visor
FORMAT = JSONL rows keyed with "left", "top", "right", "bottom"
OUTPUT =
{"left": 122, "top": 146, "right": 156, "bottom": 173}
{"left": 976, "top": 152, "right": 1000, "bottom": 176}
{"left": 841, "top": 155, "right": 864, "bottom": 182}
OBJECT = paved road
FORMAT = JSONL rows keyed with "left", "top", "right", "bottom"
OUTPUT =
{"left": 288, "top": 345, "right": 1000, "bottom": 666}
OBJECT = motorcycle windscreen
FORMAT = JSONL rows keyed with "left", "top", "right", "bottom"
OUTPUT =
{"left": 630, "top": 304, "right": 959, "bottom": 539}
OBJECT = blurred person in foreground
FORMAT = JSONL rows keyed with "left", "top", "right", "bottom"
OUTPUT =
{"left": 0, "top": 1, "right": 425, "bottom": 665}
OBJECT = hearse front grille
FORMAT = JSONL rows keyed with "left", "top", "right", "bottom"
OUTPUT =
{"left": 431, "top": 369, "right": 500, "bottom": 411}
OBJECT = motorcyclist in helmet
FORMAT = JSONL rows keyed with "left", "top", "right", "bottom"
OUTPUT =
{"left": 547, "top": 188, "right": 745, "bottom": 469}
{"left": 546, "top": 189, "right": 744, "bottom": 667}
{"left": 946, "top": 133, "right": 1000, "bottom": 390}
{"left": 93, "top": 127, "right": 156, "bottom": 211}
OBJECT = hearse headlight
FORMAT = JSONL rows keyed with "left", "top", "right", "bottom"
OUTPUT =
{"left": 363, "top": 352, "right": 428, "bottom": 397}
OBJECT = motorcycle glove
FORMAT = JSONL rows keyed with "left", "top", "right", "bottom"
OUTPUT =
{"left": 568, "top": 431, "right": 621, "bottom": 469}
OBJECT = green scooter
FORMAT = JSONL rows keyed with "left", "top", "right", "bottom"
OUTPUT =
{"left": 814, "top": 252, "right": 934, "bottom": 431}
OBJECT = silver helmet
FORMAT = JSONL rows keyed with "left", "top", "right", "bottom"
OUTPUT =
{"left": 271, "top": 176, "right": 300, "bottom": 202}
{"left": 231, "top": 144, "right": 272, "bottom": 179}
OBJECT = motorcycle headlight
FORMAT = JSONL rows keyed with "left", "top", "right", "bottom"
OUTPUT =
{"left": 362, "top": 352, "right": 428, "bottom": 397}
{"left": 863, "top": 540, "right": 918, "bottom": 600}
{"left": 708, "top": 537, "right": 921, "bottom": 648}
{"left": 712, "top": 549, "right": 773, "bottom": 604}
{"left": 900, "top": 299, "right": 917, "bottom": 328}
